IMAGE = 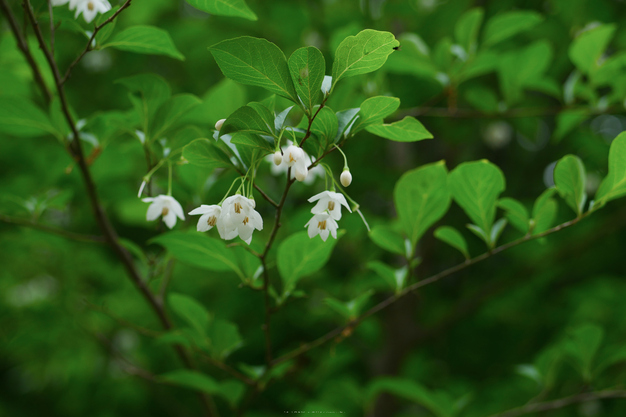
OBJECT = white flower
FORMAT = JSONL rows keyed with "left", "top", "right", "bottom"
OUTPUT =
{"left": 273, "top": 150, "right": 282, "bottom": 166}
{"left": 284, "top": 145, "right": 308, "bottom": 182}
{"left": 188, "top": 205, "right": 222, "bottom": 232}
{"left": 308, "top": 191, "right": 351, "bottom": 221}
{"left": 305, "top": 212, "right": 338, "bottom": 241}
{"left": 74, "top": 0, "right": 111, "bottom": 23}
{"left": 220, "top": 195, "right": 263, "bottom": 244}
{"left": 340, "top": 170, "right": 352, "bottom": 187}
{"left": 143, "top": 195, "right": 185, "bottom": 229}
{"left": 266, "top": 142, "right": 324, "bottom": 185}
{"left": 215, "top": 118, "right": 226, "bottom": 131}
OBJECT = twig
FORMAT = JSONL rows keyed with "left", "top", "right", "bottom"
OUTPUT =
{"left": 0, "top": 0, "right": 52, "bottom": 103}
{"left": 47, "top": 0, "right": 54, "bottom": 56}
{"left": 485, "top": 388, "right": 626, "bottom": 417}
{"left": 270, "top": 214, "right": 589, "bottom": 367}
{"left": 61, "top": 0, "right": 132, "bottom": 84}
{"left": 0, "top": 213, "right": 106, "bottom": 243}
{"left": 195, "top": 350, "right": 256, "bottom": 386}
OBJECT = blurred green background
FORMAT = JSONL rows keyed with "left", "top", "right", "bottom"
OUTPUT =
{"left": 2, "top": 0, "right": 626, "bottom": 415}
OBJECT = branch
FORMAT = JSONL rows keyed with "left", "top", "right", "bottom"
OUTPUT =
{"left": 0, "top": 0, "right": 52, "bottom": 103}
{"left": 270, "top": 214, "right": 589, "bottom": 367}
{"left": 61, "top": 0, "right": 132, "bottom": 84}
{"left": 0, "top": 213, "right": 106, "bottom": 243}
{"left": 486, "top": 388, "right": 626, "bottom": 417}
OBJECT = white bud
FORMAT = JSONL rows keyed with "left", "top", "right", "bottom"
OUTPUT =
{"left": 215, "top": 118, "right": 226, "bottom": 131}
{"left": 273, "top": 151, "right": 282, "bottom": 166}
{"left": 340, "top": 170, "right": 352, "bottom": 187}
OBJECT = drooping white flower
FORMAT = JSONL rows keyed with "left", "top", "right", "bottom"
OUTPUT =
{"left": 308, "top": 191, "right": 351, "bottom": 221}
{"left": 305, "top": 212, "right": 338, "bottom": 241}
{"left": 340, "top": 170, "right": 352, "bottom": 187}
{"left": 215, "top": 118, "right": 226, "bottom": 131}
{"left": 74, "top": 0, "right": 112, "bottom": 24}
{"left": 143, "top": 195, "right": 185, "bottom": 229}
{"left": 284, "top": 145, "right": 308, "bottom": 182}
{"left": 266, "top": 142, "right": 324, "bottom": 185}
{"left": 273, "top": 150, "right": 283, "bottom": 166}
{"left": 188, "top": 205, "right": 222, "bottom": 232}
{"left": 219, "top": 195, "right": 263, "bottom": 244}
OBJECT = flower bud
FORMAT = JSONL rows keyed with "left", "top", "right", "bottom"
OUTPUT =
{"left": 215, "top": 118, "right": 226, "bottom": 131}
{"left": 340, "top": 169, "right": 352, "bottom": 187}
{"left": 273, "top": 151, "right": 282, "bottom": 166}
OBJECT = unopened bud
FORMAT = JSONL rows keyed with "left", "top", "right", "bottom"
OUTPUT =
{"left": 215, "top": 118, "right": 226, "bottom": 131}
{"left": 273, "top": 151, "right": 282, "bottom": 166}
{"left": 340, "top": 169, "right": 352, "bottom": 187}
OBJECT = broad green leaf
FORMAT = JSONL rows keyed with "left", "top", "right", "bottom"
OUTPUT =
{"left": 218, "top": 380, "right": 246, "bottom": 407}
{"left": 594, "top": 346, "right": 626, "bottom": 377}
{"left": 554, "top": 109, "right": 588, "bottom": 142}
{"left": 498, "top": 41, "right": 552, "bottom": 105}
{"left": 532, "top": 188, "right": 558, "bottom": 235}
{"left": 384, "top": 33, "right": 439, "bottom": 79}
{"left": 448, "top": 160, "right": 506, "bottom": 247}
{"left": 181, "top": 79, "right": 247, "bottom": 126}
{"left": 554, "top": 154, "right": 587, "bottom": 216}
{"left": 207, "top": 318, "right": 242, "bottom": 360}
{"left": 369, "top": 225, "right": 406, "bottom": 256}
{"left": 325, "top": 291, "right": 374, "bottom": 319}
{"left": 332, "top": 29, "right": 399, "bottom": 88}
{"left": 288, "top": 47, "right": 325, "bottom": 112}
{"left": 116, "top": 74, "right": 170, "bottom": 133}
{"left": 334, "top": 107, "right": 360, "bottom": 142}
{"left": 168, "top": 293, "right": 210, "bottom": 335}
{"left": 434, "top": 226, "right": 469, "bottom": 259}
{"left": 367, "top": 261, "right": 407, "bottom": 293}
{"left": 482, "top": 11, "right": 543, "bottom": 46}
{"left": 454, "top": 8, "right": 483, "bottom": 55}
{"left": 569, "top": 24, "right": 616, "bottom": 75}
{"left": 160, "top": 370, "right": 219, "bottom": 393}
{"left": 230, "top": 133, "right": 275, "bottom": 152}
{"left": 183, "top": 138, "right": 234, "bottom": 170}
{"left": 277, "top": 231, "right": 339, "bottom": 294}
{"left": 365, "top": 116, "right": 432, "bottom": 142}
{"left": 394, "top": 161, "right": 451, "bottom": 247}
{"left": 185, "top": 0, "right": 257, "bottom": 21}
{"left": 150, "top": 94, "right": 201, "bottom": 139}
{"left": 209, "top": 37, "right": 298, "bottom": 102}
{"left": 104, "top": 26, "right": 184, "bottom": 60}
{"left": 309, "top": 106, "right": 338, "bottom": 153}
{"left": 351, "top": 96, "right": 401, "bottom": 134}
{"left": 151, "top": 232, "right": 243, "bottom": 277}
{"left": 563, "top": 324, "right": 604, "bottom": 381}
{"left": 0, "top": 97, "right": 58, "bottom": 138}
{"left": 368, "top": 378, "right": 455, "bottom": 417}
{"left": 220, "top": 105, "right": 275, "bottom": 152}
{"left": 247, "top": 102, "right": 275, "bottom": 131}
{"left": 94, "top": 7, "right": 117, "bottom": 44}
{"left": 169, "top": 126, "right": 204, "bottom": 151}
{"left": 498, "top": 198, "right": 530, "bottom": 234}
{"left": 595, "top": 132, "right": 626, "bottom": 206}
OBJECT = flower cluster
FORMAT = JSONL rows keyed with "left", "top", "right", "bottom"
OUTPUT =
{"left": 305, "top": 191, "right": 351, "bottom": 241}
{"left": 268, "top": 142, "right": 324, "bottom": 185}
{"left": 52, "top": 0, "right": 111, "bottom": 23}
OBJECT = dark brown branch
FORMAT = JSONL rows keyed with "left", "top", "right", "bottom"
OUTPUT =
{"left": 0, "top": 0, "right": 52, "bottom": 103}
{"left": 486, "top": 388, "right": 626, "bottom": 417}
{"left": 61, "top": 0, "right": 132, "bottom": 84}
{"left": 270, "top": 214, "right": 588, "bottom": 367}
{"left": 0, "top": 213, "right": 106, "bottom": 243}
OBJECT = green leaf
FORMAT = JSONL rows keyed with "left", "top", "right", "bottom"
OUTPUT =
{"left": 365, "top": 116, "right": 432, "bottom": 142}
{"left": 168, "top": 293, "right": 210, "bottom": 335}
{"left": 384, "top": 33, "right": 439, "bottom": 79}
{"left": 595, "top": 132, "right": 626, "bottom": 206}
{"left": 218, "top": 380, "right": 246, "bottom": 407}
{"left": 434, "top": 226, "right": 469, "bottom": 259}
{"left": 554, "top": 109, "right": 588, "bottom": 142}
{"left": 490, "top": 218, "right": 508, "bottom": 246}
{"left": 151, "top": 232, "right": 243, "bottom": 277}
{"left": 324, "top": 298, "right": 351, "bottom": 319}
{"left": 448, "top": 160, "right": 506, "bottom": 247}
{"left": 334, "top": 108, "right": 360, "bottom": 142}
{"left": 532, "top": 188, "right": 558, "bottom": 235}
{"left": 554, "top": 154, "right": 587, "bottom": 216}
{"left": 0, "top": 97, "right": 58, "bottom": 138}
{"left": 207, "top": 318, "right": 243, "bottom": 360}
{"left": 181, "top": 79, "right": 247, "bottom": 126}
{"left": 454, "top": 8, "right": 483, "bottom": 55}
{"left": 103, "top": 26, "right": 184, "bottom": 60}
{"left": 288, "top": 46, "right": 325, "bottom": 112}
{"left": 277, "top": 231, "right": 339, "bottom": 295}
{"left": 116, "top": 74, "right": 170, "bottom": 133}
{"left": 563, "top": 324, "right": 604, "bottom": 381}
{"left": 394, "top": 161, "right": 451, "bottom": 247}
{"left": 220, "top": 105, "right": 275, "bottom": 152}
{"left": 309, "top": 106, "right": 338, "bottom": 153}
{"left": 498, "top": 198, "right": 530, "bottom": 234}
{"left": 369, "top": 225, "right": 407, "bottom": 256}
{"left": 351, "top": 96, "right": 401, "bottom": 134}
{"left": 498, "top": 41, "right": 553, "bottom": 105}
{"left": 368, "top": 378, "right": 454, "bottom": 417}
{"left": 325, "top": 291, "right": 374, "bottom": 320}
{"left": 209, "top": 37, "right": 298, "bottom": 102}
{"left": 482, "top": 10, "right": 543, "bottom": 46}
{"left": 367, "top": 261, "right": 407, "bottom": 293}
{"left": 183, "top": 138, "right": 234, "bottom": 170}
{"left": 332, "top": 29, "right": 399, "bottom": 88}
{"left": 569, "top": 24, "right": 616, "bottom": 75}
{"left": 150, "top": 94, "right": 201, "bottom": 139}
{"left": 184, "top": 0, "right": 257, "bottom": 21}
{"left": 160, "top": 370, "right": 219, "bottom": 393}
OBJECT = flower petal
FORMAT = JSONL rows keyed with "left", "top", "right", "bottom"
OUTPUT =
{"left": 163, "top": 210, "right": 177, "bottom": 229}
{"left": 146, "top": 202, "right": 162, "bottom": 221}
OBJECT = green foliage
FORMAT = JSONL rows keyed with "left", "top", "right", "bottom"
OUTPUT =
{"left": 184, "top": 0, "right": 257, "bottom": 21}
{"left": 0, "top": 97, "right": 59, "bottom": 138}
{"left": 595, "top": 132, "right": 626, "bottom": 205}
{"left": 103, "top": 26, "right": 185, "bottom": 60}
{"left": 365, "top": 116, "right": 432, "bottom": 142}
{"left": 554, "top": 155, "right": 587, "bottom": 216}
{"left": 288, "top": 47, "right": 325, "bottom": 113}
{"left": 183, "top": 138, "right": 234, "bottom": 169}
{"left": 434, "top": 226, "right": 469, "bottom": 259}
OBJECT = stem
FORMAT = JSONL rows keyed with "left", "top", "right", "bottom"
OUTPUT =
{"left": 270, "top": 213, "right": 589, "bottom": 367}
{"left": 167, "top": 161, "right": 172, "bottom": 196}
{"left": 0, "top": 213, "right": 105, "bottom": 243}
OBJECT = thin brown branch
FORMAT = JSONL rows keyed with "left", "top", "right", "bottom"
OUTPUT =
{"left": 486, "top": 388, "right": 626, "bottom": 417}
{"left": 0, "top": 213, "right": 106, "bottom": 243}
{"left": 270, "top": 214, "right": 588, "bottom": 367}
{"left": 195, "top": 350, "right": 256, "bottom": 386}
{"left": 47, "top": 0, "right": 54, "bottom": 56}
{"left": 0, "top": 0, "right": 52, "bottom": 103}
{"left": 61, "top": 0, "right": 132, "bottom": 84}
